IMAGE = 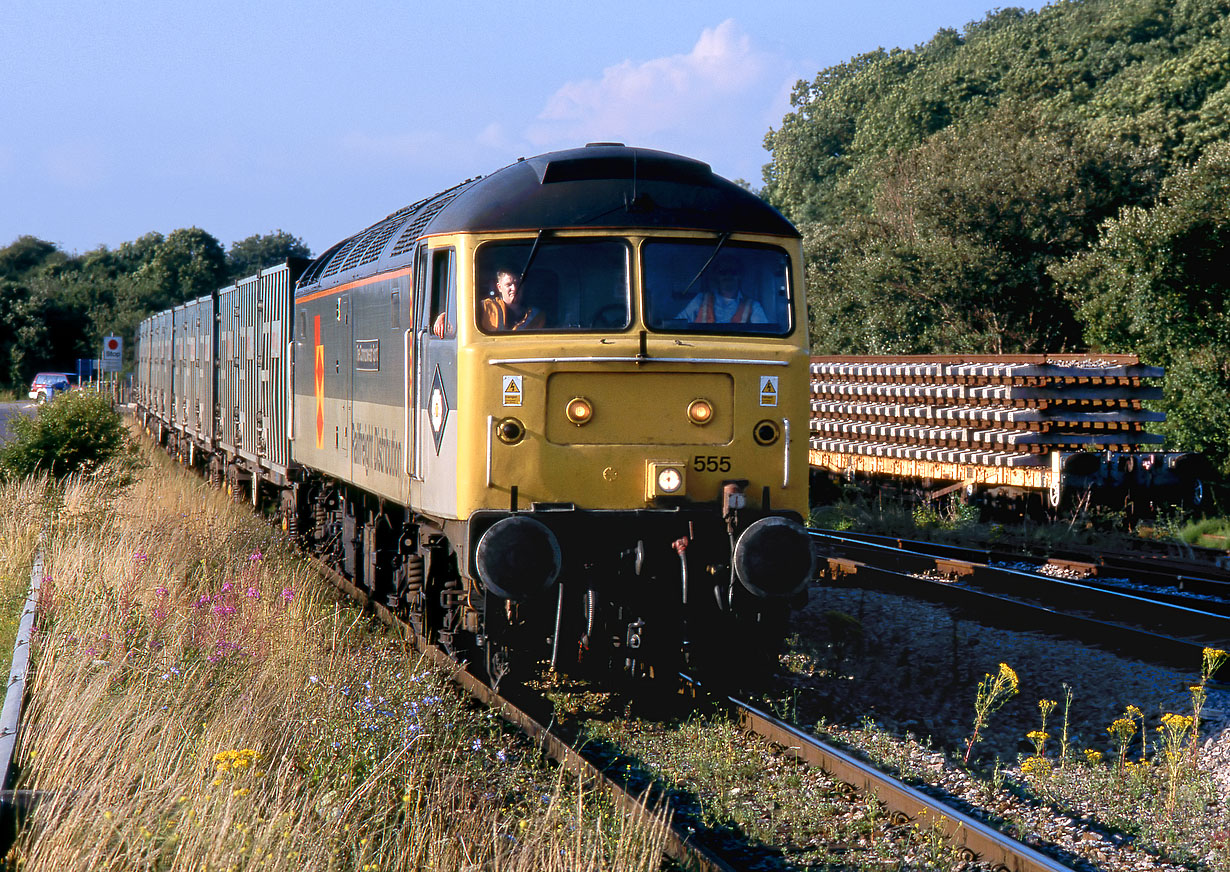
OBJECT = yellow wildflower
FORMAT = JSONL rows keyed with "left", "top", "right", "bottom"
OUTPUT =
{"left": 1084, "top": 749, "right": 1103, "bottom": 765}
{"left": 1020, "top": 756, "right": 1051, "bottom": 777}
{"left": 1160, "top": 712, "right": 1194, "bottom": 731}
{"left": 1026, "top": 730, "right": 1049, "bottom": 742}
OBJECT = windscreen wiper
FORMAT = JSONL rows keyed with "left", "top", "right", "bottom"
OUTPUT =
{"left": 518, "top": 229, "right": 548, "bottom": 287}
{"left": 678, "top": 232, "right": 730, "bottom": 298}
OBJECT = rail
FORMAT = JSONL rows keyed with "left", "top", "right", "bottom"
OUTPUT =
{"left": 682, "top": 673, "right": 1077, "bottom": 872}
{"left": 313, "top": 559, "right": 740, "bottom": 872}
{"left": 810, "top": 530, "right": 1225, "bottom": 666}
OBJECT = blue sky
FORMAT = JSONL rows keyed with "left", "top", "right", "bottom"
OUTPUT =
{"left": 1, "top": 1, "right": 1043, "bottom": 257}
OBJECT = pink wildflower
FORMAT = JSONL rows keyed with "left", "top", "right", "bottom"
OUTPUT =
{"left": 245, "top": 587, "right": 260, "bottom": 599}
{"left": 249, "top": 551, "right": 262, "bottom": 562}
{"left": 281, "top": 588, "right": 294, "bottom": 603}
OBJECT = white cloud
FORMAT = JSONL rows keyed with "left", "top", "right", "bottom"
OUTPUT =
{"left": 525, "top": 19, "right": 790, "bottom": 168}
{"left": 476, "top": 122, "right": 509, "bottom": 151}
{"left": 330, "top": 21, "right": 798, "bottom": 188}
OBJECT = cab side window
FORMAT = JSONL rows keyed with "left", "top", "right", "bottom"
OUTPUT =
{"left": 428, "top": 249, "right": 456, "bottom": 339}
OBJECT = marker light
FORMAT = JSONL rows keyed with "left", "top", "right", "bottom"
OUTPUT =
{"left": 687, "top": 398, "right": 714, "bottom": 426}
{"left": 496, "top": 417, "right": 525, "bottom": 444}
{"left": 657, "top": 467, "right": 682, "bottom": 493}
{"left": 753, "top": 419, "right": 780, "bottom": 446}
{"left": 565, "top": 396, "right": 594, "bottom": 425}
{"left": 647, "top": 461, "right": 686, "bottom": 498}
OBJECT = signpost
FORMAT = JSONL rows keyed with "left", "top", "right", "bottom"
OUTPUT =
{"left": 101, "top": 335, "right": 122, "bottom": 373}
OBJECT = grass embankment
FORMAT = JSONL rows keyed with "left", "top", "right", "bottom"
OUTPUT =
{"left": 0, "top": 477, "right": 50, "bottom": 684}
{"left": 6, "top": 439, "right": 668, "bottom": 871}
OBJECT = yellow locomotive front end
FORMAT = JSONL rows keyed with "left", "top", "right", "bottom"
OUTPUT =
{"left": 448, "top": 226, "right": 812, "bottom": 675}
{"left": 458, "top": 232, "right": 809, "bottom": 517}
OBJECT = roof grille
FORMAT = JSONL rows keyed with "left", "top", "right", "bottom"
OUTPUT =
{"left": 299, "top": 177, "right": 478, "bottom": 288}
{"left": 320, "top": 235, "right": 364, "bottom": 279}
{"left": 390, "top": 181, "right": 474, "bottom": 257}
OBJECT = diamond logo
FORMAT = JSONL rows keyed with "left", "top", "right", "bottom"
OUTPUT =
{"left": 429, "top": 365, "right": 449, "bottom": 455}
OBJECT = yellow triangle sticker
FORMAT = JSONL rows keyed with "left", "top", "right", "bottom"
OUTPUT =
{"left": 759, "top": 375, "right": 779, "bottom": 407}
{"left": 502, "top": 375, "right": 523, "bottom": 407}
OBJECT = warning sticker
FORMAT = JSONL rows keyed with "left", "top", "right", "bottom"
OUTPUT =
{"left": 502, "top": 375, "right": 523, "bottom": 407}
{"left": 759, "top": 375, "right": 779, "bottom": 407}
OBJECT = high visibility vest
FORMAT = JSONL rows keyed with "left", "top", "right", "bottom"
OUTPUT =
{"left": 696, "top": 293, "right": 753, "bottom": 323}
{"left": 482, "top": 298, "right": 544, "bottom": 331}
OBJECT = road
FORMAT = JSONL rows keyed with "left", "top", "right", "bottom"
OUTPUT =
{"left": 0, "top": 401, "right": 35, "bottom": 445}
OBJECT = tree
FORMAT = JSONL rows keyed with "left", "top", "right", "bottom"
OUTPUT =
{"left": 0, "top": 236, "right": 64, "bottom": 279}
{"left": 0, "top": 390, "right": 135, "bottom": 481}
{"left": 226, "top": 230, "right": 312, "bottom": 281}
{"left": 805, "top": 104, "right": 1156, "bottom": 353}
{"left": 134, "top": 227, "right": 227, "bottom": 310}
{"left": 1055, "top": 141, "right": 1230, "bottom": 472}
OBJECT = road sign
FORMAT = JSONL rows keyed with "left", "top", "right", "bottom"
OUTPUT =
{"left": 102, "top": 335, "right": 122, "bottom": 372}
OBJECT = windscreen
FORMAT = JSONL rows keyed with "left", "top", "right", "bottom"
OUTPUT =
{"left": 475, "top": 239, "right": 630, "bottom": 333}
{"left": 643, "top": 240, "right": 792, "bottom": 336}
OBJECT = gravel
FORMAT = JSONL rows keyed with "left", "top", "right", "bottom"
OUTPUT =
{"left": 777, "top": 580, "right": 1230, "bottom": 871}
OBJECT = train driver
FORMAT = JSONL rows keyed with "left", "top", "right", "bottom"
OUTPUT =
{"left": 480, "top": 269, "right": 546, "bottom": 331}
{"left": 676, "top": 262, "right": 768, "bottom": 324}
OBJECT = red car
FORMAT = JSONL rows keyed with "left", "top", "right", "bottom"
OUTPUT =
{"left": 28, "top": 372, "right": 72, "bottom": 403}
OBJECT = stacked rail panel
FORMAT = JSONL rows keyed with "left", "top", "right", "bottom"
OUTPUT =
{"left": 807, "top": 355, "right": 1205, "bottom": 503}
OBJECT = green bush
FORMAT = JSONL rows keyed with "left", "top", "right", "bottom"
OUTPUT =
{"left": 0, "top": 391, "right": 134, "bottom": 480}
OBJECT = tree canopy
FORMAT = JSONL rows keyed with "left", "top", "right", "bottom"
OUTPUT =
{"left": 0, "top": 229, "right": 312, "bottom": 387}
{"left": 763, "top": 0, "right": 1230, "bottom": 469}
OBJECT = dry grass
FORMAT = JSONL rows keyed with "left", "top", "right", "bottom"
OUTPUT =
{"left": 580, "top": 714, "right": 986, "bottom": 870}
{"left": 0, "top": 475, "right": 51, "bottom": 680}
{"left": 5, "top": 437, "right": 671, "bottom": 871}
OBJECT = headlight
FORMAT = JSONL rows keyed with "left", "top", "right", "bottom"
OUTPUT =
{"left": 565, "top": 396, "right": 594, "bottom": 425}
{"left": 687, "top": 398, "right": 714, "bottom": 425}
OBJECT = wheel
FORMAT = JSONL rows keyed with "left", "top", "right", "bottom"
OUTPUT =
{"left": 1189, "top": 478, "right": 1205, "bottom": 509}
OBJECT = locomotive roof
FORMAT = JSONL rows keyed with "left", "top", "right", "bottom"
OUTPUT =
{"left": 297, "top": 144, "right": 799, "bottom": 293}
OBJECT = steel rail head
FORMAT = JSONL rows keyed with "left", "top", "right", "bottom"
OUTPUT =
{"left": 678, "top": 671, "right": 1076, "bottom": 872}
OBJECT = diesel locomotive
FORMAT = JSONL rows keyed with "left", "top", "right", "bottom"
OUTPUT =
{"left": 135, "top": 144, "right": 815, "bottom": 680}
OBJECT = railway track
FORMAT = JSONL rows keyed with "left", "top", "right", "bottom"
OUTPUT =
{"left": 686, "top": 674, "right": 1077, "bottom": 872}
{"left": 313, "top": 551, "right": 1088, "bottom": 871}
{"left": 810, "top": 530, "right": 1230, "bottom": 669}
{"left": 813, "top": 527, "right": 1230, "bottom": 599}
